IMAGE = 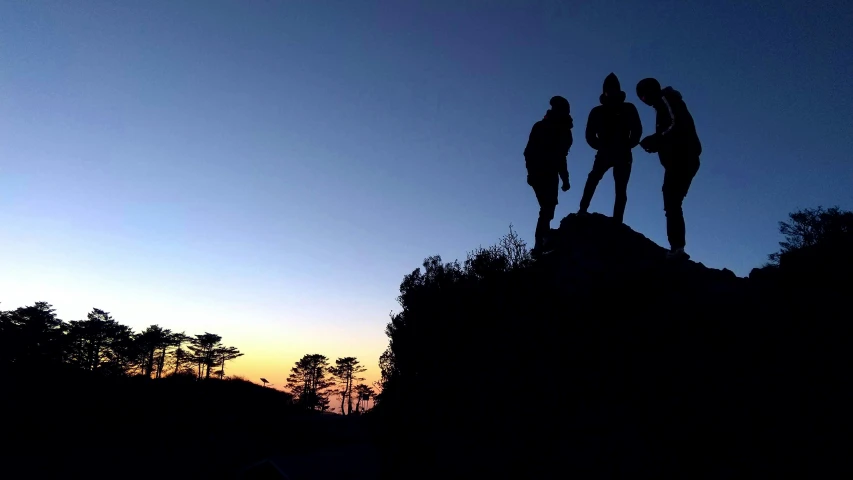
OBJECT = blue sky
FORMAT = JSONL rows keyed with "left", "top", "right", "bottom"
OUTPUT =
{"left": 1, "top": 1, "right": 851, "bottom": 380}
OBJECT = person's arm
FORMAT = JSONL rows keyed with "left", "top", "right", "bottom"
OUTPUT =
{"left": 523, "top": 122, "right": 541, "bottom": 170}
{"left": 559, "top": 126, "right": 571, "bottom": 187}
{"left": 641, "top": 97, "right": 670, "bottom": 153}
{"left": 585, "top": 108, "right": 600, "bottom": 150}
{"left": 659, "top": 95, "right": 675, "bottom": 137}
{"left": 567, "top": 127, "right": 573, "bottom": 154}
{"left": 627, "top": 103, "right": 642, "bottom": 148}
{"left": 559, "top": 156, "right": 569, "bottom": 187}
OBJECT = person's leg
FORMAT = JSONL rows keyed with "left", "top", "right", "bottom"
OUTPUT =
{"left": 662, "top": 158, "right": 700, "bottom": 252}
{"left": 612, "top": 159, "right": 633, "bottom": 224}
{"left": 677, "top": 159, "right": 700, "bottom": 249}
{"left": 662, "top": 170, "right": 686, "bottom": 251}
{"left": 532, "top": 176, "right": 559, "bottom": 250}
{"left": 536, "top": 202, "right": 556, "bottom": 246}
{"left": 579, "top": 156, "right": 612, "bottom": 214}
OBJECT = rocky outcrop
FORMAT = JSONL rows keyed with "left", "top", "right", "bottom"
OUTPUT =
{"left": 545, "top": 212, "right": 742, "bottom": 294}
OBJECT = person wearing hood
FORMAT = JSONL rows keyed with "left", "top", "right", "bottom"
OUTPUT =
{"left": 578, "top": 73, "right": 643, "bottom": 224}
{"left": 636, "top": 77, "right": 702, "bottom": 260}
{"left": 523, "top": 95, "right": 573, "bottom": 256}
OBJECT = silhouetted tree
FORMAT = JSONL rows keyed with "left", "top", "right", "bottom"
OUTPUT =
{"left": 495, "top": 224, "right": 533, "bottom": 269}
{"left": 372, "top": 380, "right": 382, "bottom": 398}
{"left": 136, "top": 325, "right": 173, "bottom": 378}
{"left": 108, "top": 326, "right": 140, "bottom": 375}
{"left": 354, "top": 384, "right": 374, "bottom": 413}
{"left": 1, "top": 302, "right": 68, "bottom": 366}
{"left": 768, "top": 205, "right": 853, "bottom": 264}
{"left": 376, "top": 347, "right": 395, "bottom": 405}
{"left": 0, "top": 306, "right": 11, "bottom": 365}
{"left": 67, "top": 308, "right": 135, "bottom": 374}
{"left": 0, "top": 302, "right": 246, "bottom": 394}
{"left": 286, "top": 354, "right": 334, "bottom": 411}
{"left": 169, "top": 332, "right": 192, "bottom": 376}
{"left": 381, "top": 227, "right": 531, "bottom": 401}
{"left": 213, "top": 346, "right": 244, "bottom": 379}
{"left": 152, "top": 330, "right": 179, "bottom": 378}
{"left": 330, "top": 357, "right": 367, "bottom": 415}
{"left": 188, "top": 333, "right": 223, "bottom": 379}
{"left": 374, "top": 227, "right": 541, "bottom": 477}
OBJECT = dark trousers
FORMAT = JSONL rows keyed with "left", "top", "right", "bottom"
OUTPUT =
{"left": 579, "top": 152, "right": 632, "bottom": 223}
{"left": 529, "top": 174, "right": 559, "bottom": 246}
{"left": 662, "top": 158, "right": 700, "bottom": 250}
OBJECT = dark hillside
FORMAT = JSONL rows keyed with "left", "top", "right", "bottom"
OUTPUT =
{"left": 375, "top": 213, "right": 851, "bottom": 478}
{"left": 2, "top": 368, "right": 303, "bottom": 479}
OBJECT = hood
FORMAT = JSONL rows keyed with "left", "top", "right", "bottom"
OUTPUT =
{"left": 600, "top": 72, "right": 626, "bottom": 105}
{"left": 603, "top": 72, "right": 621, "bottom": 92}
{"left": 662, "top": 86, "right": 682, "bottom": 101}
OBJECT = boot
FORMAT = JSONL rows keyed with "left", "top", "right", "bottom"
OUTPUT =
{"left": 666, "top": 247, "right": 690, "bottom": 261}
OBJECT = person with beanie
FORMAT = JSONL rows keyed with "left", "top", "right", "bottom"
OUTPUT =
{"left": 578, "top": 72, "right": 643, "bottom": 224}
{"left": 523, "top": 95, "right": 573, "bottom": 256}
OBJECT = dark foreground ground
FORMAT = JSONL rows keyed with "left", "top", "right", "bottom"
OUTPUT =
{"left": 236, "top": 414, "right": 382, "bottom": 480}
{"left": 3, "top": 409, "right": 382, "bottom": 480}
{"left": 1, "top": 369, "right": 383, "bottom": 480}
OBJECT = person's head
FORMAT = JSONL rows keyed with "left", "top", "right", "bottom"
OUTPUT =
{"left": 549, "top": 95, "right": 570, "bottom": 116}
{"left": 603, "top": 73, "right": 621, "bottom": 97}
{"left": 636, "top": 78, "right": 662, "bottom": 106}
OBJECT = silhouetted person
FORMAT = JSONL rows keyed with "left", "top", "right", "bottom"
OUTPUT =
{"left": 524, "top": 96, "right": 573, "bottom": 255}
{"left": 636, "top": 78, "right": 702, "bottom": 260}
{"left": 578, "top": 73, "right": 642, "bottom": 224}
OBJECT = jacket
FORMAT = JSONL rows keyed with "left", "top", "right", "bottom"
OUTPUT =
{"left": 654, "top": 87, "right": 702, "bottom": 167}
{"left": 524, "top": 111, "right": 573, "bottom": 179}
{"left": 585, "top": 90, "right": 642, "bottom": 156}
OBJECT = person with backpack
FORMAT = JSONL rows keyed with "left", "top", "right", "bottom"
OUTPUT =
{"left": 578, "top": 73, "right": 643, "bottom": 224}
{"left": 636, "top": 77, "right": 703, "bottom": 260}
{"left": 524, "top": 95, "right": 573, "bottom": 256}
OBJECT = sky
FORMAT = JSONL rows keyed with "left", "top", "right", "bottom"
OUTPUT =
{"left": 2, "top": 0, "right": 851, "bottom": 390}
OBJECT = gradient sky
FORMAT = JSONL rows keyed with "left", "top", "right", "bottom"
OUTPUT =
{"left": 2, "top": 1, "right": 851, "bottom": 389}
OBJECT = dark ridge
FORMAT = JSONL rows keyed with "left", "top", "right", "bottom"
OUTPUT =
{"left": 374, "top": 212, "right": 851, "bottom": 478}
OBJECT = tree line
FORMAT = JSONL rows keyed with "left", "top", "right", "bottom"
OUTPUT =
{"left": 0, "top": 304, "right": 243, "bottom": 379}
{"left": 1, "top": 302, "right": 380, "bottom": 415}
{"left": 284, "top": 353, "right": 376, "bottom": 415}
